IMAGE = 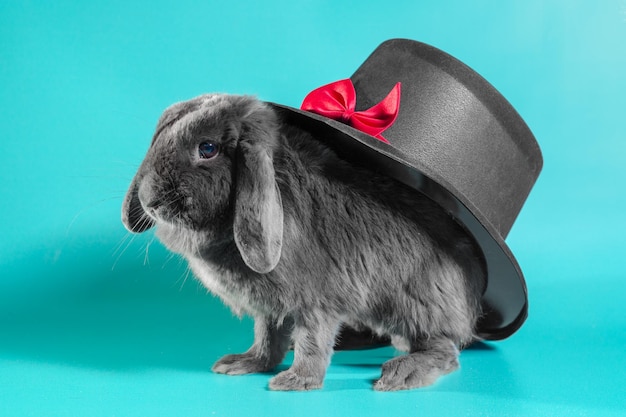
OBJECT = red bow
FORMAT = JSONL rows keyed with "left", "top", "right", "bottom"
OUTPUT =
{"left": 300, "top": 79, "right": 401, "bottom": 144}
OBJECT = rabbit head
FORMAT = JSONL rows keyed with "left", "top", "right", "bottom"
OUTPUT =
{"left": 122, "top": 94, "right": 284, "bottom": 274}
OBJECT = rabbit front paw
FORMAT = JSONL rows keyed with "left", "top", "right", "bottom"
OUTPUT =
{"left": 268, "top": 369, "right": 323, "bottom": 391}
{"left": 212, "top": 353, "right": 273, "bottom": 375}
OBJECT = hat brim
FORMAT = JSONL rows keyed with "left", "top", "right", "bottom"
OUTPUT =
{"left": 270, "top": 103, "right": 527, "bottom": 341}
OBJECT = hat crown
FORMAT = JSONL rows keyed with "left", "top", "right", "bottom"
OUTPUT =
{"left": 351, "top": 39, "right": 542, "bottom": 238}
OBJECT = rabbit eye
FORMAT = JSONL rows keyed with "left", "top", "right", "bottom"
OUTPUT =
{"left": 198, "top": 142, "right": 219, "bottom": 159}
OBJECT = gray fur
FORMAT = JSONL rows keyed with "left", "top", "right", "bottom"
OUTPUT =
{"left": 122, "top": 94, "right": 486, "bottom": 391}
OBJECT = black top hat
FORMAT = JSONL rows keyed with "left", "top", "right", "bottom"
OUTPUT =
{"left": 270, "top": 38, "right": 542, "bottom": 340}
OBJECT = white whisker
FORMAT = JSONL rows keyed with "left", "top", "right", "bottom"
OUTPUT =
{"left": 143, "top": 236, "right": 155, "bottom": 266}
{"left": 112, "top": 232, "right": 137, "bottom": 271}
{"left": 66, "top": 195, "right": 125, "bottom": 236}
{"left": 177, "top": 265, "right": 193, "bottom": 291}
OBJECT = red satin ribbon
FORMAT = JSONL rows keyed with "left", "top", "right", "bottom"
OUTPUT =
{"left": 300, "top": 79, "right": 401, "bottom": 143}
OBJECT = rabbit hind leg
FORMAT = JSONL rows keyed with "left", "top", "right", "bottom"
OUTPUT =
{"left": 374, "top": 336, "right": 460, "bottom": 391}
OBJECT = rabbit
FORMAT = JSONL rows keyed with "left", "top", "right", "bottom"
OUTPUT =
{"left": 122, "top": 93, "right": 486, "bottom": 391}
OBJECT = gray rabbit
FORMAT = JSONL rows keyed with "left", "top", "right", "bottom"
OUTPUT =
{"left": 122, "top": 94, "right": 486, "bottom": 391}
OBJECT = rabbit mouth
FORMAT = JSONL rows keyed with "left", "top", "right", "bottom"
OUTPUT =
{"left": 137, "top": 181, "right": 189, "bottom": 227}
{"left": 140, "top": 197, "right": 184, "bottom": 226}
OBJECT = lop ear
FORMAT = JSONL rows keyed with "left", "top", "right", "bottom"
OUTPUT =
{"left": 122, "top": 177, "right": 155, "bottom": 233}
{"left": 233, "top": 115, "right": 284, "bottom": 274}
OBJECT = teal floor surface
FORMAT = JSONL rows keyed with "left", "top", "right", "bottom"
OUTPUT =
{"left": 2, "top": 1, "right": 625, "bottom": 416}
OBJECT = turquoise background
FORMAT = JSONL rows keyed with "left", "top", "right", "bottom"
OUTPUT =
{"left": 1, "top": 1, "right": 625, "bottom": 416}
